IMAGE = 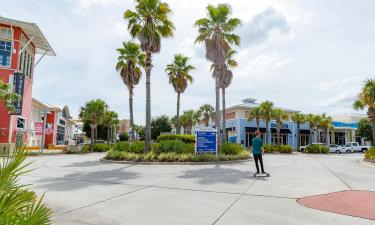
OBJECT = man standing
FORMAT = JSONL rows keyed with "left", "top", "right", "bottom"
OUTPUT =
{"left": 252, "top": 131, "right": 266, "bottom": 174}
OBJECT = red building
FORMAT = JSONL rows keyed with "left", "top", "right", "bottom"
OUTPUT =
{"left": 0, "top": 16, "right": 55, "bottom": 148}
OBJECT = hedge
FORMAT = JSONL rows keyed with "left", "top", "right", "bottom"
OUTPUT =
{"left": 365, "top": 147, "right": 375, "bottom": 160}
{"left": 221, "top": 143, "right": 244, "bottom": 155}
{"left": 156, "top": 134, "right": 195, "bottom": 143}
{"left": 304, "top": 144, "right": 329, "bottom": 154}
{"left": 153, "top": 140, "right": 194, "bottom": 155}
{"left": 261, "top": 144, "right": 292, "bottom": 153}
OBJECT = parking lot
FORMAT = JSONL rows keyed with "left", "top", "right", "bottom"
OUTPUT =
{"left": 22, "top": 153, "right": 375, "bottom": 225}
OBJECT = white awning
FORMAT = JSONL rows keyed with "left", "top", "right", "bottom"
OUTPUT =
{"left": 0, "top": 16, "right": 56, "bottom": 56}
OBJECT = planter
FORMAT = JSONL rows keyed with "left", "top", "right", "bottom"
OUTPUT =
{"left": 100, "top": 158, "right": 251, "bottom": 165}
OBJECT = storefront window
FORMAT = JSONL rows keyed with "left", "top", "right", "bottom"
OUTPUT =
{"left": 56, "top": 125, "right": 65, "bottom": 145}
{"left": 271, "top": 133, "right": 288, "bottom": 145}
{"left": 18, "top": 35, "right": 35, "bottom": 79}
{"left": 0, "top": 40, "right": 11, "bottom": 67}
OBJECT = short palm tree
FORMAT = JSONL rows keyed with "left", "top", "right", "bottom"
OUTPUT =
{"left": 305, "top": 114, "right": 316, "bottom": 144}
{"left": 180, "top": 110, "right": 195, "bottom": 134}
{"left": 125, "top": 0, "right": 175, "bottom": 152}
{"left": 320, "top": 114, "right": 333, "bottom": 145}
{"left": 291, "top": 112, "right": 306, "bottom": 151}
{"left": 220, "top": 49, "right": 237, "bottom": 143}
{"left": 165, "top": 54, "right": 195, "bottom": 134}
{"left": 102, "top": 110, "right": 119, "bottom": 144}
{"left": 314, "top": 115, "right": 322, "bottom": 143}
{"left": 260, "top": 101, "right": 274, "bottom": 144}
{"left": 116, "top": 41, "right": 145, "bottom": 141}
{"left": 354, "top": 79, "right": 375, "bottom": 146}
{"left": 79, "top": 99, "right": 108, "bottom": 151}
{"left": 272, "top": 109, "right": 289, "bottom": 145}
{"left": 0, "top": 80, "right": 20, "bottom": 112}
{"left": 248, "top": 107, "right": 261, "bottom": 131}
{"left": 198, "top": 104, "right": 214, "bottom": 127}
{"left": 195, "top": 3, "right": 241, "bottom": 147}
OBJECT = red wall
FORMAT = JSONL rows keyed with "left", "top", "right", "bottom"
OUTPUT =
{"left": 0, "top": 24, "right": 35, "bottom": 144}
{"left": 44, "top": 111, "right": 56, "bottom": 147}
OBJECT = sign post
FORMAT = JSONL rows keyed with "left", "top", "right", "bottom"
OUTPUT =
{"left": 195, "top": 127, "right": 217, "bottom": 156}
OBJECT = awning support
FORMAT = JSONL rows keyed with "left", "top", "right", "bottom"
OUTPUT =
{"left": 19, "top": 36, "right": 35, "bottom": 54}
{"left": 34, "top": 50, "right": 47, "bottom": 68}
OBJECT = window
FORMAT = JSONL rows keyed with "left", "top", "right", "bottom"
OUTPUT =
{"left": 17, "top": 117, "right": 26, "bottom": 129}
{"left": 56, "top": 125, "right": 65, "bottom": 145}
{"left": 18, "top": 34, "right": 35, "bottom": 79}
{"left": 226, "top": 112, "right": 236, "bottom": 120}
{"left": 0, "top": 40, "right": 11, "bottom": 67}
{"left": 0, "top": 28, "right": 12, "bottom": 39}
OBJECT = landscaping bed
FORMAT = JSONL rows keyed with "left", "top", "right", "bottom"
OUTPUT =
{"left": 302, "top": 144, "right": 329, "bottom": 154}
{"left": 364, "top": 147, "right": 375, "bottom": 163}
{"left": 104, "top": 135, "right": 250, "bottom": 163}
{"left": 262, "top": 144, "right": 293, "bottom": 154}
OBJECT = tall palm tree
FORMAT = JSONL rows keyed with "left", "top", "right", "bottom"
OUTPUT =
{"left": 305, "top": 114, "right": 316, "bottom": 144}
{"left": 165, "top": 54, "right": 195, "bottom": 134}
{"left": 116, "top": 41, "right": 145, "bottom": 141}
{"left": 291, "top": 112, "right": 306, "bottom": 151}
{"left": 272, "top": 108, "right": 289, "bottom": 145}
{"left": 354, "top": 79, "right": 375, "bottom": 146}
{"left": 220, "top": 49, "right": 237, "bottom": 143}
{"left": 248, "top": 107, "right": 261, "bottom": 131}
{"left": 0, "top": 80, "right": 20, "bottom": 112}
{"left": 125, "top": 0, "right": 175, "bottom": 152}
{"left": 195, "top": 3, "right": 241, "bottom": 149}
{"left": 198, "top": 104, "right": 214, "bottom": 127}
{"left": 260, "top": 101, "right": 274, "bottom": 144}
{"left": 102, "top": 110, "right": 119, "bottom": 144}
{"left": 79, "top": 99, "right": 108, "bottom": 151}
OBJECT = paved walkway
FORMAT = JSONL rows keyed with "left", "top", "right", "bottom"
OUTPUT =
{"left": 22, "top": 153, "right": 375, "bottom": 225}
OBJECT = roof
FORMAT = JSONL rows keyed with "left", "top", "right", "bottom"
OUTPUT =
{"left": 32, "top": 98, "right": 61, "bottom": 111}
{"left": 0, "top": 16, "right": 56, "bottom": 56}
{"left": 227, "top": 98, "right": 300, "bottom": 113}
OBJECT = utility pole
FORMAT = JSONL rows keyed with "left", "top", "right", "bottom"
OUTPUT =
{"left": 40, "top": 109, "right": 50, "bottom": 153}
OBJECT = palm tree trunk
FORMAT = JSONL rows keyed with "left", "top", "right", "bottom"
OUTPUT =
{"left": 256, "top": 119, "right": 259, "bottom": 131}
{"left": 316, "top": 126, "right": 319, "bottom": 143}
{"left": 265, "top": 121, "right": 269, "bottom": 144}
{"left": 371, "top": 118, "right": 375, "bottom": 147}
{"left": 176, "top": 92, "right": 181, "bottom": 134}
{"left": 95, "top": 128, "right": 97, "bottom": 144}
{"left": 297, "top": 124, "right": 301, "bottom": 151}
{"left": 309, "top": 127, "right": 313, "bottom": 145}
{"left": 90, "top": 128, "right": 94, "bottom": 152}
{"left": 326, "top": 128, "right": 330, "bottom": 145}
{"left": 107, "top": 127, "right": 110, "bottom": 144}
{"left": 129, "top": 88, "right": 135, "bottom": 141}
{"left": 215, "top": 77, "right": 221, "bottom": 151}
{"left": 205, "top": 115, "right": 209, "bottom": 127}
{"left": 221, "top": 87, "right": 226, "bottom": 143}
{"left": 145, "top": 52, "right": 152, "bottom": 153}
{"left": 277, "top": 127, "right": 280, "bottom": 146}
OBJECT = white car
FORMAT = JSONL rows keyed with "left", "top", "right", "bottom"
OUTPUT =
{"left": 329, "top": 144, "right": 346, "bottom": 153}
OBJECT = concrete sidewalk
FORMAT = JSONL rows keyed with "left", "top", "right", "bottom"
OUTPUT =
{"left": 22, "top": 153, "right": 375, "bottom": 225}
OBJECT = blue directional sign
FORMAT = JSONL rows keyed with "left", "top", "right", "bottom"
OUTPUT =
{"left": 195, "top": 130, "right": 217, "bottom": 154}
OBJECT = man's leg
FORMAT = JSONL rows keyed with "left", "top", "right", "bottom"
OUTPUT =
{"left": 259, "top": 154, "right": 265, "bottom": 173}
{"left": 253, "top": 154, "right": 260, "bottom": 173}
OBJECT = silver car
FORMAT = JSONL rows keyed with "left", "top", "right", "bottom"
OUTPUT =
{"left": 329, "top": 144, "right": 346, "bottom": 153}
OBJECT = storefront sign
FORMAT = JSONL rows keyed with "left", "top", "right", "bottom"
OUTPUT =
{"left": 10, "top": 72, "right": 25, "bottom": 115}
{"left": 35, "top": 122, "right": 44, "bottom": 135}
{"left": 195, "top": 127, "right": 217, "bottom": 154}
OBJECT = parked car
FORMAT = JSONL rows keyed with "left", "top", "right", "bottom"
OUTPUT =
{"left": 299, "top": 143, "right": 324, "bottom": 152}
{"left": 329, "top": 144, "right": 346, "bottom": 153}
{"left": 344, "top": 142, "right": 371, "bottom": 153}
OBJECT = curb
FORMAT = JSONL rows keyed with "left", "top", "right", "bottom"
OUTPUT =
{"left": 362, "top": 159, "right": 375, "bottom": 167}
{"left": 100, "top": 158, "right": 252, "bottom": 165}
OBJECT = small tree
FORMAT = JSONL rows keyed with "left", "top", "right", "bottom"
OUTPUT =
{"left": 259, "top": 101, "right": 274, "bottom": 144}
{"left": 0, "top": 80, "right": 20, "bottom": 112}
{"left": 197, "top": 104, "right": 214, "bottom": 127}
{"left": 151, "top": 116, "right": 172, "bottom": 140}
{"left": 357, "top": 118, "right": 373, "bottom": 143}
{"left": 248, "top": 107, "right": 261, "bottom": 131}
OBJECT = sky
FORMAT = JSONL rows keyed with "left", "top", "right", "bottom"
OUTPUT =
{"left": 1, "top": 0, "right": 374, "bottom": 124}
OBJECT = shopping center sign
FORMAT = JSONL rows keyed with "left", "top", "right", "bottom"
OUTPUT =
{"left": 195, "top": 127, "right": 217, "bottom": 154}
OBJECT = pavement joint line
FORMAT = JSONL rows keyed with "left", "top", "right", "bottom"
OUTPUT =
{"left": 211, "top": 179, "right": 258, "bottom": 225}
{"left": 311, "top": 157, "right": 353, "bottom": 190}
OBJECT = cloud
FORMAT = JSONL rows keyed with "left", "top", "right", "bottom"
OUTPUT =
{"left": 67, "top": 0, "right": 121, "bottom": 14}
{"left": 240, "top": 6, "right": 290, "bottom": 47}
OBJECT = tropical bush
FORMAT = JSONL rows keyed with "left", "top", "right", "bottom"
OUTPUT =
{"left": 304, "top": 144, "right": 329, "bottom": 154}
{"left": 156, "top": 134, "right": 195, "bottom": 143}
{"left": 261, "top": 144, "right": 292, "bottom": 153}
{"left": 365, "top": 147, "right": 375, "bottom": 160}
{"left": 153, "top": 140, "right": 194, "bottom": 155}
{"left": 82, "top": 144, "right": 91, "bottom": 153}
{"left": 221, "top": 142, "right": 243, "bottom": 155}
{"left": 0, "top": 147, "right": 52, "bottom": 224}
{"left": 112, "top": 141, "right": 145, "bottom": 154}
{"left": 278, "top": 145, "right": 293, "bottom": 153}
{"left": 93, "top": 143, "right": 111, "bottom": 152}
{"left": 262, "top": 144, "right": 278, "bottom": 153}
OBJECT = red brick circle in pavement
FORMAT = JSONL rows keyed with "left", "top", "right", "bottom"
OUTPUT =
{"left": 297, "top": 190, "right": 375, "bottom": 220}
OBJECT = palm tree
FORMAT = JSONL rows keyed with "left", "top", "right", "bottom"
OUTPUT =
{"left": 220, "top": 49, "right": 237, "bottom": 143}
{"left": 305, "top": 114, "right": 316, "bottom": 144}
{"left": 102, "top": 110, "right": 119, "bottom": 144}
{"left": 197, "top": 104, "right": 214, "bottom": 127}
{"left": 79, "top": 99, "right": 108, "bottom": 151}
{"left": 116, "top": 41, "right": 145, "bottom": 141}
{"left": 272, "top": 108, "right": 289, "bottom": 145}
{"left": 0, "top": 80, "right": 20, "bottom": 112}
{"left": 125, "top": 0, "right": 175, "bottom": 152}
{"left": 181, "top": 110, "right": 195, "bottom": 134}
{"left": 354, "top": 79, "right": 375, "bottom": 146}
{"left": 291, "top": 112, "right": 306, "bottom": 151}
{"left": 314, "top": 115, "right": 322, "bottom": 143}
{"left": 320, "top": 114, "right": 332, "bottom": 145}
{"left": 195, "top": 3, "right": 241, "bottom": 148}
{"left": 259, "top": 101, "right": 274, "bottom": 144}
{"left": 165, "top": 54, "right": 195, "bottom": 134}
{"left": 248, "top": 107, "right": 261, "bottom": 131}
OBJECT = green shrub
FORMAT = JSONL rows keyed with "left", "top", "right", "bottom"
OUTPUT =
{"left": 82, "top": 144, "right": 90, "bottom": 153}
{"left": 156, "top": 134, "right": 195, "bottom": 143}
{"left": 278, "top": 145, "right": 293, "bottom": 153}
{"left": 262, "top": 144, "right": 277, "bottom": 153}
{"left": 221, "top": 143, "right": 243, "bottom": 155}
{"left": 114, "top": 142, "right": 131, "bottom": 152}
{"left": 154, "top": 140, "right": 194, "bottom": 154}
{"left": 93, "top": 143, "right": 111, "bottom": 152}
{"left": 130, "top": 141, "right": 145, "bottom": 154}
{"left": 304, "top": 144, "right": 328, "bottom": 154}
{"left": 365, "top": 147, "right": 375, "bottom": 159}
{"left": 158, "top": 152, "right": 179, "bottom": 162}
